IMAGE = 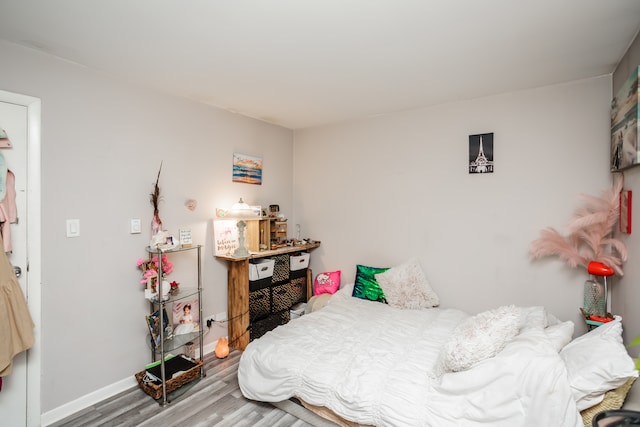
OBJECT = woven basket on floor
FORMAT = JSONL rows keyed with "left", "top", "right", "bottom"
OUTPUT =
{"left": 134, "top": 356, "right": 203, "bottom": 400}
{"left": 581, "top": 376, "right": 637, "bottom": 427}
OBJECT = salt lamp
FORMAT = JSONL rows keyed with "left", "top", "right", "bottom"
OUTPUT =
{"left": 215, "top": 337, "right": 229, "bottom": 359}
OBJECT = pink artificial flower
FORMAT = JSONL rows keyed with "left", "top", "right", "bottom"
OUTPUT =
{"left": 143, "top": 270, "right": 157, "bottom": 279}
{"left": 137, "top": 254, "right": 172, "bottom": 286}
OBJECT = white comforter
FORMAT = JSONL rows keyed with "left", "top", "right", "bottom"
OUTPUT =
{"left": 238, "top": 286, "right": 581, "bottom": 427}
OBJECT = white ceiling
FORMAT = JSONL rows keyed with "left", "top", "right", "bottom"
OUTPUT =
{"left": 1, "top": 1, "right": 639, "bottom": 129}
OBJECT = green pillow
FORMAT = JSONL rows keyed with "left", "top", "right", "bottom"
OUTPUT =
{"left": 352, "top": 264, "right": 389, "bottom": 302}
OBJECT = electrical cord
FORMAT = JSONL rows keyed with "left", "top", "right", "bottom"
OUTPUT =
{"left": 204, "top": 310, "right": 254, "bottom": 349}
{"left": 205, "top": 309, "right": 249, "bottom": 328}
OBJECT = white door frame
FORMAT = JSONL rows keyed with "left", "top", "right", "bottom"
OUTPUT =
{"left": 0, "top": 89, "right": 42, "bottom": 427}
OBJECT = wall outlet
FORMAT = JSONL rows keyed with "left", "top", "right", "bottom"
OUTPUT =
{"left": 216, "top": 311, "right": 227, "bottom": 321}
{"left": 204, "top": 314, "right": 216, "bottom": 328}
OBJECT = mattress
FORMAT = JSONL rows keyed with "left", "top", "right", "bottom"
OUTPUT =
{"left": 239, "top": 284, "right": 582, "bottom": 427}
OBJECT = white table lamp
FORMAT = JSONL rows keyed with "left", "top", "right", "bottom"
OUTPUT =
{"left": 227, "top": 197, "right": 254, "bottom": 257}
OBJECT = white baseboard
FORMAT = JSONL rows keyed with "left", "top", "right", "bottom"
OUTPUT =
{"left": 41, "top": 375, "right": 137, "bottom": 426}
{"left": 41, "top": 346, "right": 217, "bottom": 426}
{"left": 202, "top": 341, "right": 217, "bottom": 357}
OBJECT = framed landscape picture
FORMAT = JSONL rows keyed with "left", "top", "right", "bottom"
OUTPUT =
{"left": 611, "top": 66, "right": 639, "bottom": 172}
{"left": 232, "top": 152, "right": 263, "bottom": 185}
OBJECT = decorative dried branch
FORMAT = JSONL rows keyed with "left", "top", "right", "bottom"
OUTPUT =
{"left": 150, "top": 161, "right": 163, "bottom": 214}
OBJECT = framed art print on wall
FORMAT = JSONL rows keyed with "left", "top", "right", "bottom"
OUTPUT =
{"left": 611, "top": 66, "right": 639, "bottom": 172}
{"left": 469, "top": 132, "right": 494, "bottom": 174}
{"left": 233, "top": 152, "right": 263, "bottom": 185}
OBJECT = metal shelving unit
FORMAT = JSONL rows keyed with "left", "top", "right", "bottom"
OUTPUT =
{"left": 145, "top": 244, "right": 204, "bottom": 406}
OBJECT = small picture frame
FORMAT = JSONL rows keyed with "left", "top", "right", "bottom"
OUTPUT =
{"left": 158, "top": 234, "right": 177, "bottom": 250}
{"left": 179, "top": 229, "right": 193, "bottom": 248}
{"left": 250, "top": 205, "right": 262, "bottom": 217}
{"left": 469, "top": 133, "right": 494, "bottom": 174}
{"left": 146, "top": 309, "right": 171, "bottom": 350}
{"left": 172, "top": 300, "right": 200, "bottom": 336}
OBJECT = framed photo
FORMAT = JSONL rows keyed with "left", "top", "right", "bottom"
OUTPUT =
{"left": 146, "top": 308, "right": 171, "bottom": 350}
{"left": 611, "top": 66, "right": 639, "bottom": 172}
{"left": 250, "top": 205, "right": 262, "bottom": 217}
{"left": 232, "top": 152, "right": 263, "bottom": 185}
{"left": 172, "top": 300, "right": 200, "bottom": 335}
{"left": 469, "top": 133, "right": 494, "bottom": 174}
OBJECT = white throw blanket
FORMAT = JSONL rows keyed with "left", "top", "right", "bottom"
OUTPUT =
{"left": 239, "top": 285, "right": 581, "bottom": 427}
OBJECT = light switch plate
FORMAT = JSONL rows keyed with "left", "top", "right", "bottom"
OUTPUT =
{"left": 66, "top": 219, "right": 80, "bottom": 237}
{"left": 130, "top": 218, "right": 142, "bottom": 234}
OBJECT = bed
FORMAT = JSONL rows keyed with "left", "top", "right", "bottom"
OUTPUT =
{"left": 238, "top": 259, "right": 638, "bottom": 427}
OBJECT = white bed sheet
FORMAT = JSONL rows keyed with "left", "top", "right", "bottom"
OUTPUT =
{"left": 238, "top": 285, "right": 581, "bottom": 427}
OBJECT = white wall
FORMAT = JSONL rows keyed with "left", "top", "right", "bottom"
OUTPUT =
{"left": 293, "top": 76, "right": 612, "bottom": 328}
{"left": 612, "top": 33, "right": 640, "bottom": 353}
{"left": 0, "top": 40, "right": 293, "bottom": 416}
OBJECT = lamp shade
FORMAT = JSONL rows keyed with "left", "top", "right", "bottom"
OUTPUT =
{"left": 587, "top": 261, "right": 615, "bottom": 277}
{"left": 227, "top": 197, "right": 254, "bottom": 219}
{"left": 227, "top": 197, "right": 254, "bottom": 258}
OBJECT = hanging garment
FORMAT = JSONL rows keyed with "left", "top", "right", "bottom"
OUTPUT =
{"left": 0, "top": 152, "right": 7, "bottom": 201}
{"left": 0, "top": 170, "right": 17, "bottom": 252}
{"left": 0, "top": 233, "right": 34, "bottom": 377}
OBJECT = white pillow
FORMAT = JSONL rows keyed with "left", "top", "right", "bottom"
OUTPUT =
{"left": 375, "top": 258, "right": 439, "bottom": 309}
{"left": 441, "top": 305, "right": 521, "bottom": 372}
{"left": 560, "top": 317, "right": 638, "bottom": 411}
{"left": 544, "top": 321, "right": 575, "bottom": 352}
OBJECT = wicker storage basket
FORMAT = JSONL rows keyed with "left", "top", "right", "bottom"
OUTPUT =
{"left": 250, "top": 311, "right": 290, "bottom": 341}
{"left": 272, "top": 280, "right": 305, "bottom": 312}
{"left": 135, "top": 355, "right": 203, "bottom": 400}
{"left": 271, "top": 254, "right": 290, "bottom": 282}
{"left": 249, "top": 287, "right": 270, "bottom": 319}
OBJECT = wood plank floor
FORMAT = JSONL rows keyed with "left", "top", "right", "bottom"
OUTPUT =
{"left": 49, "top": 350, "right": 314, "bottom": 427}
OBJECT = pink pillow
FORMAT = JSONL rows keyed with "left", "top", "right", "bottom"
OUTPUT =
{"left": 314, "top": 271, "right": 341, "bottom": 296}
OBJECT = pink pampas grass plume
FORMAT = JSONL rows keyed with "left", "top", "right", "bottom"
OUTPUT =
{"left": 529, "top": 178, "right": 627, "bottom": 276}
